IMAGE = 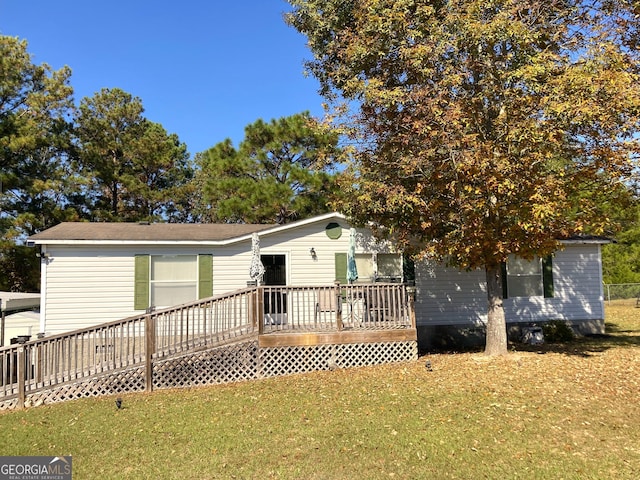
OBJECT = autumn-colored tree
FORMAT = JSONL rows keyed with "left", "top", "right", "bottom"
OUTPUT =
{"left": 287, "top": 0, "right": 640, "bottom": 354}
{"left": 197, "top": 112, "right": 342, "bottom": 224}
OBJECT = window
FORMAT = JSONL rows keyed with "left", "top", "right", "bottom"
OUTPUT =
{"left": 335, "top": 253, "right": 404, "bottom": 283}
{"left": 150, "top": 255, "right": 197, "bottom": 307}
{"left": 377, "top": 254, "right": 403, "bottom": 282}
{"left": 504, "top": 255, "right": 554, "bottom": 298}
{"left": 134, "top": 254, "right": 213, "bottom": 310}
{"left": 355, "top": 254, "right": 374, "bottom": 282}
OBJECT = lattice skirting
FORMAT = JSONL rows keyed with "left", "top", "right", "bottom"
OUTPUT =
{"left": 0, "top": 397, "right": 18, "bottom": 411}
{"left": 0, "top": 366, "right": 146, "bottom": 411}
{"left": 152, "top": 340, "right": 417, "bottom": 388}
{"left": 153, "top": 341, "right": 259, "bottom": 389}
{"left": 259, "top": 341, "right": 417, "bottom": 378}
{"left": 0, "top": 340, "right": 417, "bottom": 410}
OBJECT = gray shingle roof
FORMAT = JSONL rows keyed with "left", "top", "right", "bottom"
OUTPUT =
{"left": 28, "top": 222, "right": 276, "bottom": 242}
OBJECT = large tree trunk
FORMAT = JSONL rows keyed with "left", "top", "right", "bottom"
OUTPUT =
{"left": 485, "top": 263, "right": 508, "bottom": 356}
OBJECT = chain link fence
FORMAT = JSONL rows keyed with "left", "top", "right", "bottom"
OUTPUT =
{"left": 603, "top": 283, "right": 640, "bottom": 305}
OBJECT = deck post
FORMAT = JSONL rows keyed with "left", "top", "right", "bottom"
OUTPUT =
{"left": 257, "top": 287, "right": 265, "bottom": 335}
{"left": 407, "top": 286, "right": 417, "bottom": 329}
{"left": 145, "top": 314, "right": 156, "bottom": 392}
{"left": 335, "top": 282, "right": 343, "bottom": 331}
{"left": 16, "top": 346, "right": 25, "bottom": 409}
{"left": 250, "top": 287, "right": 259, "bottom": 330}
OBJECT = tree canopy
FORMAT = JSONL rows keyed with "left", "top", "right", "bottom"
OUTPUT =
{"left": 75, "top": 88, "right": 193, "bottom": 222}
{"left": 197, "top": 112, "right": 343, "bottom": 224}
{"left": 0, "top": 35, "right": 77, "bottom": 290}
{"left": 602, "top": 185, "right": 640, "bottom": 285}
{"left": 0, "top": 37, "right": 194, "bottom": 290}
{"left": 287, "top": 0, "right": 640, "bottom": 354}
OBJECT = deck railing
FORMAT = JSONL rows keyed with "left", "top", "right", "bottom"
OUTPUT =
{"left": 0, "top": 287, "right": 259, "bottom": 406}
{"left": 0, "top": 283, "right": 414, "bottom": 408}
{"left": 0, "top": 315, "right": 149, "bottom": 402}
{"left": 260, "top": 283, "right": 414, "bottom": 333}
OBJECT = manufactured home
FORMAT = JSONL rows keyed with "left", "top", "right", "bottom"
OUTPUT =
{"left": 27, "top": 213, "right": 607, "bottom": 348}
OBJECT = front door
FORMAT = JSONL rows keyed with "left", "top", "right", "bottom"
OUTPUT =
{"left": 261, "top": 254, "right": 286, "bottom": 286}
{"left": 261, "top": 254, "right": 287, "bottom": 323}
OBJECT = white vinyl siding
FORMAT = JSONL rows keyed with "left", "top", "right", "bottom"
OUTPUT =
{"left": 211, "top": 221, "right": 396, "bottom": 292}
{"left": 504, "top": 245, "right": 603, "bottom": 322}
{"left": 42, "top": 247, "right": 137, "bottom": 335}
{"left": 414, "top": 263, "right": 488, "bottom": 326}
{"left": 414, "top": 244, "right": 604, "bottom": 327}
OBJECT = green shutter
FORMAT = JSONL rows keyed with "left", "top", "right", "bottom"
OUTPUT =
{"left": 500, "top": 262, "right": 508, "bottom": 299}
{"left": 198, "top": 254, "right": 213, "bottom": 299}
{"left": 134, "top": 255, "right": 150, "bottom": 310}
{"left": 542, "top": 255, "right": 554, "bottom": 298}
{"left": 335, "top": 252, "right": 347, "bottom": 284}
{"left": 402, "top": 254, "right": 416, "bottom": 285}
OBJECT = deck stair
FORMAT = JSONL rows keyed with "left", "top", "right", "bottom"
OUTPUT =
{"left": 0, "top": 284, "right": 417, "bottom": 410}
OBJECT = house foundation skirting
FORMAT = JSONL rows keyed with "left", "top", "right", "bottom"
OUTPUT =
{"left": 417, "top": 318, "right": 606, "bottom": 351}
{"left": 0, "top": 339, "right": 417, "bottom": 410}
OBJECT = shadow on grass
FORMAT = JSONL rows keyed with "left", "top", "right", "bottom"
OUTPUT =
{"left": 512, "top": 322, "right": 640, "bottom": 357}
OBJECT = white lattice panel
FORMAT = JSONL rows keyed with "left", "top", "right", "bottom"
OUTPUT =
{"left": 0, "top": 398, "right": 18, "bottom": 411}
{"left": 259, "top": 341, "right": 417, "bottom": 378}
{"left": 154, "top": 341, "right": 259, "bottom": 389}
{"left": 259, "top": 344, "right": 336, "bottom": 378}
{"left": 338, "top": 341, "right": 417, "bottom": 367}
{"left": 16, "top": 366, "right": 146, "bottom": 408}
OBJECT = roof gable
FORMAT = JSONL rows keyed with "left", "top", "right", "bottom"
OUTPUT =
{"left": 27, "top": 213, "right": 348, "bottom": 246}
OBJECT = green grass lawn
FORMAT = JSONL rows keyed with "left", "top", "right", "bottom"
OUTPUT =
{"left": 1, "top": 303, "right": 639, "bottom": 479}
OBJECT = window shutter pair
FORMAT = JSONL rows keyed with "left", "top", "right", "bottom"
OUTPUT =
{"left": 134, "top": 254, "right": 213, "bottom": 310}
{"left": 501, "top": 256, "right": 554, "bottom": 299}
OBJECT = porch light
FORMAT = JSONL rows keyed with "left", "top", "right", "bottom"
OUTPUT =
{"left": 309, "top": 248, "right": 317, "bottom": 259}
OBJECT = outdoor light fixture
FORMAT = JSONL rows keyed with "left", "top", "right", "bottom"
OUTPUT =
{"left": 36, "top": 252, "right": 50, "bottom": 259}
{"left": 309, "top": 248, "right": 317, "bottom": 259}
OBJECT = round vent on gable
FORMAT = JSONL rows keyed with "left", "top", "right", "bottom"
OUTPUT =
{"left": 325, "top": 222, "right": 342, "bottom": 240}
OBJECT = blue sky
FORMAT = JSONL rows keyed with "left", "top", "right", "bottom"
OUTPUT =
{"left": 0, "top": 1, "right": 324, "bottom": 156}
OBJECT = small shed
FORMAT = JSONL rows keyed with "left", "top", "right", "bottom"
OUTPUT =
{"left": 0, "top": 292, "right": 41, "bottom": 347}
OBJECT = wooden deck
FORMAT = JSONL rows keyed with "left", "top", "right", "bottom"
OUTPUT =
{"left": 0, "top": 284, "right": 417, "bottom": 410}
{"left": 259, "top": 328, "right": 416, "bottom": 348}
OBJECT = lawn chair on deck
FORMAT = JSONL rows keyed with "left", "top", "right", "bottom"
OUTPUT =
{"left": 365, "top": 290, "right": 385, "bottom": 322}
{"left": 315, "top": 289, "right": 338, "bottom": 323}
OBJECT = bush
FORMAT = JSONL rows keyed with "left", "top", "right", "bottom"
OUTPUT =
{"left": 542, "top": 320, "right": 575, "bottom": 343}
